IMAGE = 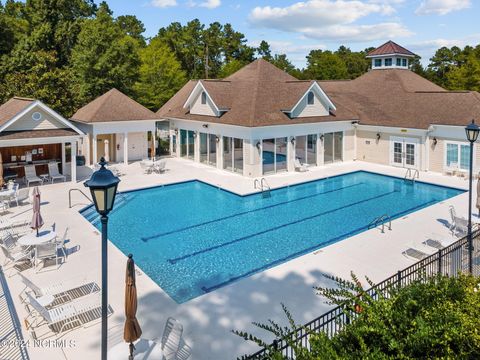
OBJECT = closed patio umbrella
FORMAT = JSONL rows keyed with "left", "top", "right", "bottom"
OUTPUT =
{"left": 477, "top": 175, "right": 480, "bottom": 216}
{"left": 31, "top": 186, "right": 44, "bottom": 236}
{"left": 0, "top": 152, "right": 4, "bottom": 188}
{"left": 124, "top": 254, "right": 142, "bottom": 360}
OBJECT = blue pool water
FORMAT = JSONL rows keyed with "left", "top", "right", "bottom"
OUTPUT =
{"left": 81, "top": 171, "right": 463, "bottom": 303}
{"left": 263, "top": 151, "right": 286, "bottom": 165}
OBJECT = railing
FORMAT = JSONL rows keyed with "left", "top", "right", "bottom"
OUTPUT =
{"left": 68, "top": 188, "right": 92, "bottom": 208}
{"left": 244, "top": 230, "right": 480, "bottom": 359}
{"left": 404, "top": 168, "right": 420, "bottom": 183}
{"left": 254, "top": 178, "right": 271, "bottom": 198}
{"left": 368, "top": 214, "right": 392, "bottom": 233}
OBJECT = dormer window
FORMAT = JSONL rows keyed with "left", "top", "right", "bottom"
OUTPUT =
{"left": 374, "top": 59, "right": 382, "bottom": 67}
{"left": 201, "top": 92, "right": 207, "bottom": 105}
{"left": 307, "top": 91, "right": 315, "bottom": 105}
{"left": 385, "top": 58, "right": 392, "bottom": 66}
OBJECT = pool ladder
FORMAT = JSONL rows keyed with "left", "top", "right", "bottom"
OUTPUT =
{"left": 254, "top": 178, "right": 271, "bottom": 198}
{"left": 368, "top": 214, "right": 392, "bottom": 233}
{"left": 404, "top": 168, "right": 419, "bottom": 183}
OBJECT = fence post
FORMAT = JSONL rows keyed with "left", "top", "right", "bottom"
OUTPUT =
{"left": 438, "top": 248, "right": 442, "bottom": 276}
{"left": 397, "top": 270, "right": 402, "bottom": 290}
{"left": 272, "top": 339, "right": 278, "bottom": 351}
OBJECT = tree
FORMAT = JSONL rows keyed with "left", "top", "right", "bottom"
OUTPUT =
{"left": 256, "top": 40, "right": 272, "bottom": 61}
{"left": 305, "top": 50, "right": 348, "bottom": 80}
{"left": 446, "top": 54, "right": 480, "bottom": 91}
{"left": 117, "top": 15, "right": 146, "bottom": 47}
{"left": 218, "top": 59, "right": 247, "bottom": 78}
{"left": 70, "top": 2, "right": 140, "bottom": 104}
{"left": 271, "top": 54, "right": 296, "bottom": 74}
{"left": 335, "top": 46, "right": 369, "bottom": 79}
{"left": 134, "top": 37, "right": 187, "bottom": 110}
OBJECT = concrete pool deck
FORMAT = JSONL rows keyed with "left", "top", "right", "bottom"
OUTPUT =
{"left": 0, "top": 158, "right": 474, "bottom": 360}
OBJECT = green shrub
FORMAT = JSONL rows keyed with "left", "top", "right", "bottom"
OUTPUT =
{"left": 235, "top": 274, "right": 480, "bottom": 359}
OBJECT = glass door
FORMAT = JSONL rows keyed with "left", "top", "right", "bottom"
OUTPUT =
{"left": 180, "top": 130, "right": 187, "bottom": 158}
{"left": 233, "top": 138, "right": 243, "bottom": 174}
{"left": 323, "top": 132, "right": 342, "bottom": 163}
{"left": 392, "top": 141, "right": 403, "bottom": 166}
{"left": 333, "top": 132, "right": 343, "bottom": 161}
{"left": 223, "top": 136, "right": 233, "bottom": 171}
{"left": 208, "top": 134, "right": 217, "bottom": 166}
{"left": 263, "top": 137, "right": 288, "bottom": 174}
{"left": 323, "top": 133, "right": 334, "bottom": 163}
{"left": 200, "top": 133, "right": 208, "bottom": 164}
{"left": 187, "top": 131, "right": 195, "bottom": 160}
{"left": 276, "top": 137, "right": 288, "bottom": 172}
{"left": 307, "top": 134, "right": 317, "bottom": 165}
{"left": 390, "top": 137, "right": 418, "bottom": 168}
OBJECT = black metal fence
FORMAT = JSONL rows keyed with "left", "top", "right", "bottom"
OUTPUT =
{"left": 245, "top": 230, "right": 480, "bottom": 359}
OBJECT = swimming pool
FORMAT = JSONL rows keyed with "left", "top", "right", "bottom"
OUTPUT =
{"left": 81, "top": 171, "right": 463, "bottom": 303}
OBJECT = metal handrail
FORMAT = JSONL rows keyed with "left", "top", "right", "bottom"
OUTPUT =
{"left": 254, "top": 178, "right": 271, "bottom": 198}
{"left": 368, "top": 214, "right": 392, "bottom": 233}
{"left": 69, "top": 188, "right": 92, "bottom": 208}
{"left": 404, "top": 168, "right": 419, "bottom": 183}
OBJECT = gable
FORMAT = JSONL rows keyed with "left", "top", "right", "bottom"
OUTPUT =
{"left": 289, "top": 84, "right": 335, "bottom": 119}
{"left": 5, "top": 106, "right": 66, "bottom": 131}
{"left": 190, "top": 90, "right": 217, "bottom": 117}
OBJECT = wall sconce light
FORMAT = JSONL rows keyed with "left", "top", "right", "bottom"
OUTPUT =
{"left": 256, "top": 141, "right": 261, "bottom": 150}
{"left": 376, "top": 133, "right": 381, "bottom": 141}
{"left": 174, "top": 128, "right": 178, "bottom": 135}
{"left": 319, "top": 134, "right": 324, "bottom": 142}
{"left": 215, "top": 135, "right": 220, "bottom": 143}
{"left": 290, "top": 136, "right": 295, "bottom": 145}
{"left": 202, "top": 124, "right": 208, "bottom": 128}
{"left": 432, "top": 137, "right": 437, "bottom": 146}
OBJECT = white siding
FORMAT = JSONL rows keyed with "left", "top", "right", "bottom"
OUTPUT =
{"left": 6, "top": 107, "right": 66, "bottom": 131}
{"left": 291, "top": 92, "right": 329, "bottom": 118}
{"left": 190, "top": 92, "right": 217, "bottom": 117}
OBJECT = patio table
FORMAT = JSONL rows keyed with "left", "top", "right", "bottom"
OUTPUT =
{"left": 18, "top": 230, "right": 57, "bottom": 246}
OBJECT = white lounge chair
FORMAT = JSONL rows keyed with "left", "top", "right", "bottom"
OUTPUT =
{"left": 155, "top": 160, "right": 166, "bottom": 174}
{"left": 294, "top": 158, "right": 308, "bottom": 172}
{"left": 14, "top": 187, "right": 30, "bottom": 206}
{"left": 25, "top": 292, "right": 111, "bottom": 335}
{"left": 48, "top": 162, "right": 66, "bottom": 183}
{"left": 24, "top": 165, "right": 42, "bottom": 187}
{"left": 161, "top": 317, "right": 183, "bottom": 360}
{"left": 18, "top": 273, "right": 100, "bottom": 308}
{"left": 140, "top": 161, "right": 154, "bottom": 174}
{"left": 56, "top": 228, "right": 68, "bottom": 259}
{"left": 423, "top": 236, "right": 457, "bottom": 250}
{"left": 449, "top": 206, "right": 469, "bottom": 237}
{"left": 402, "top": 245, "right": 437, "bottom": 261}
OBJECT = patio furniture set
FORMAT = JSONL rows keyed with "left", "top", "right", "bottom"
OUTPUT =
{"left": 140, "top": 159, "right": 167, "bottom": 174}
{"left": 24, "top": 162, "right": 66, "bottom": 186}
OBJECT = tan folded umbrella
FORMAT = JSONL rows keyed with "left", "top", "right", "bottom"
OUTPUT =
{"left": 124, "top": 254, "right": 142, "bottom": 360}
{"left": 30, "top": 186, "right": 44, "bottom": 236}
{"left": 477, "top": 175, "right": 480, "bottom": 216}
{"left": 0, "top": 152, "right": 4, "bottom": 188}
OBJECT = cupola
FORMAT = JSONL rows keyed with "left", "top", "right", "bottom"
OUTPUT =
{"left": 366, "top": 40, "right": 416, "bottom": 70}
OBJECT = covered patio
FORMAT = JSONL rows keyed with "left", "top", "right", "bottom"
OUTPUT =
{"left": 0, "top": 97, "right": 85, "bottom": 184}
{"left": 71, "top": 89, "right": 161, "bottom": 166}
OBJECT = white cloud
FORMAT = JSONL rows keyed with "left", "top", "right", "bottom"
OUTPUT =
{"left": 151, "top": 0, "right": 177, "bottom": 7}
{"left": 249, "top": 40, "right": 327, "bottom": 55}
{"left": 199, "top": 0, "right": 221, "bottom": 8}
{"left": 249, "top": 0, "right": 411, "bottom": 42}
{"left": 415, "top": 0, "right": 471, "bottom": 15}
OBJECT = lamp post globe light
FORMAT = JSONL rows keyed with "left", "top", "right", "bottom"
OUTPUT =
{"left": 465, "top": 120, "right": 479, "bottom": 275}
{"left": 84, "top": 157, "right": 120, "bottom": 360}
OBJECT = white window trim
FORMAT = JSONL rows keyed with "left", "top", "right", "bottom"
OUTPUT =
{"left": 444, "top": 140, "right": 475, "bottom": 172}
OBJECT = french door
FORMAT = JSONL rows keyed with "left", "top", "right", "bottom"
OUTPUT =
{"left": 390, "top": 137, "right": 418, "bottom": 169}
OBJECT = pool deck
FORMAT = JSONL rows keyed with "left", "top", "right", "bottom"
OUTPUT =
{"left": 0, "top": 158, "right": 474, "bottom": 360}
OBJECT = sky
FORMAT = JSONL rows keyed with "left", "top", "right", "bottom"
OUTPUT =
{"left": 107, "top": 0, "right": 480, "bottom": 68}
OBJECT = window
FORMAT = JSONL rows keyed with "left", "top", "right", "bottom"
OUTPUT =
{"left": 446, "top": 142, "right": 471, "bottom": 170}
{"left": 385, "top": 58, "right": 392, "bottom": 66}
{"left": 307, "top": 91, "right": 314, "bottom": 105}
{"left": 201, "top": 91, "right": 207, "bottom": 105}
{"left": 374, "top": 59, "right": 382, "bottom": 67}
{"left": 396, "top": 58, "right": 401, "bottom": 66}
{"left": 402, "top": 58, "right": 407, "bottom": 67}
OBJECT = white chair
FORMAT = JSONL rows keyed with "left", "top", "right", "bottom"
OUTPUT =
{"left": 25, "top": 292, "right": 110, "bottom": 335}
{"left": 0, "top": 235, "right": 32, "bottom": 268}
{"left": 294, "top": 158, "right": 308, "bottom": 172}
{"left": 140, "top": 161, "right": 154, "bottom": 174}
{"left": 34, "top": 242, "right": 58, "bottom": 272}
{"left": 449, "top": 206, "right": 469, "bottom": 237}
{"left": 48, "top": 162, "right": 66, "bottom": 183}
{"left": 155, "top": 160, "right": 166, "bottom": 174}
{"left": 56, "top": 228, "right": 68, "bottom": 259}
{"left": 18, "top": 273, "right": 100, "bottom": 308}
{"left": 24, "top": 165, "right": 42, "bottom": 187}
{"left": 161, "top": 317, "right": 183, "bottom": 360}
{"left": 14, "top": 187, "right": 30, "bottom": 206}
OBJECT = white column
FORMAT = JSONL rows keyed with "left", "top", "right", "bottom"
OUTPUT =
{"left": 423, "top": 135, "right": 429, "bottom": 172}
{"left": 194, "top": 132, "right": 200, "bottom": 162}
{"left": 124, "top": 132, "right": 128, "bottom": 165}
{"left": 71, "top": 141, "right": 77, "bottom": 182}
{"left": 217, "top": 136, "right": 223, "bottom": 170}
{"left": 287, "top": 137, "right": 295, "bottom": 172}
{"left": 61, "top": 142, "right": 66, "bottom": 175}
{"left": 318, "top": 134, "right": 325, "bottom": 166}
{"left": 85, "top": 135, "right": 91, "bottom": 166}
{"left": 92, "top": 134, "right": 97, "bottom": 165}
{"left": 353, "top": 126, "right": 358, "bottom": 161}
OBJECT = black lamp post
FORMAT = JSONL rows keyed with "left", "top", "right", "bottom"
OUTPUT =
{"left": 465, "top": 120, "right": 479, "bottom": 274}
{"left": 84, "top": 157, "right": 120, "bottom": 360}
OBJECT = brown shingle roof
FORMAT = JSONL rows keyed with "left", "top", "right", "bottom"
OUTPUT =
{"left": 158, "top": 58, "right": 480, "bottom": 129}
{"left": 0, "top": 129, "right": 79, "bottom": 140}
{"left": 0, "top": 97, "right": 35, "bottom": 126}
{"left": 367, "top": 40, "right": 416, "bottom": 57}
{"left": 71, "top": 88, "right": 158, "bottom": 123}
{"left": 157, "top": 59, "right": 357, "bottom": 126}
